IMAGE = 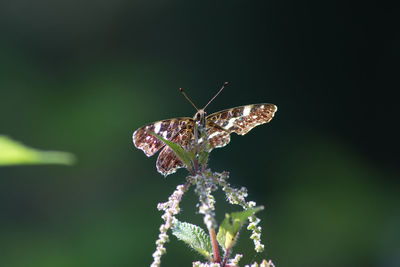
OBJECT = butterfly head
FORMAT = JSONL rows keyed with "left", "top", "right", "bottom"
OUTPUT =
{"left": 180, "top": 82, "right": 228, "bottom": 128}
{"left": 193, "top": 109, "right": 206, "bottom": 126}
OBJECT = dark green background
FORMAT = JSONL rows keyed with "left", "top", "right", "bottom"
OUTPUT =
{"left": 1, "top": 1, "right": 399, "bottom": 266}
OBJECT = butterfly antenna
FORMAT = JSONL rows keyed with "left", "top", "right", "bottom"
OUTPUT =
{"left": 202, "top": 81, "right": 229, "bottom": 110}
{"left": 179, "top": 87, "right": 199, "bottom": 111}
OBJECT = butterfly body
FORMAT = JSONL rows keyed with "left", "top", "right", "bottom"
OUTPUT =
{"left": 133, "top": 103, "right": 277, "bottom": 176}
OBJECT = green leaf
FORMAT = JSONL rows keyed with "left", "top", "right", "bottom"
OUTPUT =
{"left": 172, "top": 220, "right": 212, "bottom": 260}
{"left": 0, "top": 135, "right": 75, "bottom": 166}
{"left": 197, "top": 127, "right": 210, "bottom": 166}
{"left": 198, "top": 150, "right": 209, "bottom": 166}
{"left": 217, "top": 206, "right": 264, "bottom": 251}
{"left": 148, "top": 131, "right": 194, "bottom": 170}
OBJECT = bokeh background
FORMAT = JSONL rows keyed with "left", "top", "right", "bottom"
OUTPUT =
{"left": 1, "top": 1, "right": 399, "bottom": 266}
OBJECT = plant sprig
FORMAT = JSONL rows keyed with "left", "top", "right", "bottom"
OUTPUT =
{"left": 148, "top": 130, "right": 273, "bottom": 267}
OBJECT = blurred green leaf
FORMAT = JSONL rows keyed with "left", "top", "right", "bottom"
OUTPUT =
{"left": 172, "top": 219, "right": 212, "bottom": 260}
{"left": 0, "top": 135, "right": 75, "bottom": 166}
{"left": 217, "top": 206, "right": 263, "bottom": 251}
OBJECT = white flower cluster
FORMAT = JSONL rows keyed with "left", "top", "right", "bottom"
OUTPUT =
{"left": 151, "top": 183, "right": 189, "bottom": 267}
{"left": 190, "top": 171, "right": 218, "bottom": 230}
{"left": 215, "top": 172, "right": 265, "bottom": 253}
{"left": 229, "top": 254, "right": 243, "bottom": 266}
{"left": 192, "top": 261, "right": 221, "bottom": 267}
{"left": 244, "top": 259, "right": 275, "bottom": 267}
{"left": 248, "top": 215, "right": 264, "bottom": 253}
{"left": 192, "top": 255, "right": 274, "bottom": 267}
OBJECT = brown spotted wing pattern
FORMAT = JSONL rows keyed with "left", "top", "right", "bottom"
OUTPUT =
{"left": 206, "top": 104, "right": 277, "bottom": 150}
{"left": 133, "top": 118, "right": 195, "bottom": 176}
{"left": 132, "top": 103, "right": 277, "bottom": 176}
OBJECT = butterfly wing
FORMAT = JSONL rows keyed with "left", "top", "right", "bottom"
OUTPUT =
{"left": 156, "top": 126, "right": 194, "bottom": 176}
{"left": 206, "top": 104, "right": 277, "bottom": 150}
{"left": 205, "top": 127, "right": 232, "bottom": 150}
{"left": 132, "top": 117, "right": 193, "bottom": 157}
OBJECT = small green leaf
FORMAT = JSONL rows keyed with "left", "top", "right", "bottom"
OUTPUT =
{"left": 197, "top": 127, "right": 210, "bottom": 166}
{"left": 149, "top": 131, "right": 194, "bottom": 169}
{"left": 172, "top": 220, "right": 212, "bottom": 260}
{"left": 198, "top": 150, "right": 209, "bottom": 166}
{"left": 217, "top": 206, "right": 264, "bottom": 251}
{"left": 0, "top": 135, "right": 75, "bottom": 166}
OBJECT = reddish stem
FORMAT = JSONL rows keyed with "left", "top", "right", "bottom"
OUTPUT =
{"left": 209, "top": 228, "right": 220, "bottom": 263}
{"left": 221, "top": 232, "right": 237, "bottom": 266}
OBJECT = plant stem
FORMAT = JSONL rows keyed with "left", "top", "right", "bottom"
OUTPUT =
{"left": 209, "top": 227, "right": 220, "bottom": 263}
{"left": 192, "top": 158, "right": 199, "bottom": 173}
{"left": 221, "top": 249, "right": 230, "bottom": 267}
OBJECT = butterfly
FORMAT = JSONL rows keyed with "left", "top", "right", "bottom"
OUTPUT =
{"left": 132, "top": 82, "right": 277, "bottom": 176}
